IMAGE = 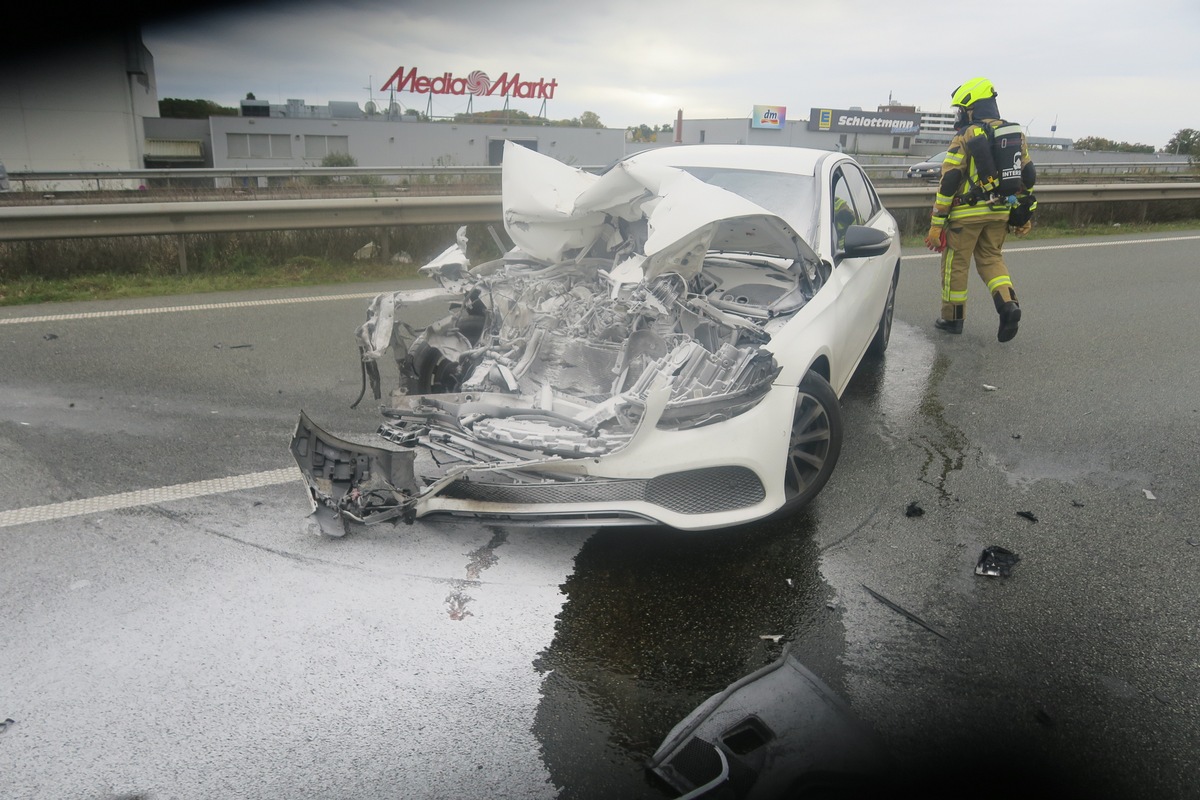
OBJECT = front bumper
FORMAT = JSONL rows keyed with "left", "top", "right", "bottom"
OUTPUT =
{"left": 290, "top": 383, "right": 795, "bottom": 533}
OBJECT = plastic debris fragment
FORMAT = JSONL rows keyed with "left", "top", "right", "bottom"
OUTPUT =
{"left": 0, "top": 718, "right": 14, "bottom": 734}
{"left": 1016, "top": 510, "right": 1038, "bottom": 522}
{"left": 976, "top": 545, "right": 1021, "bottom": 577}
{"left": 760, "top": 634, "right": 784, "bottom": 643}
{"left": 983, "top": 384, "right": 998, "bottom": 391}
{"left": 905, "top": 501, "right": 925, "bottom": 518}
{"left": 1143, "top": 489, "right": 1157, "bottom": 500}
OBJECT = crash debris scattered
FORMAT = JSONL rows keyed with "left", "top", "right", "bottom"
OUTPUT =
{"left": 975, "top": 545, "right": 1021, "bottom": 577}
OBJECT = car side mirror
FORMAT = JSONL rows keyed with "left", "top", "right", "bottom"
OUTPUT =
{"left": 842, "top": 225, "right": 892, "bottom": 258}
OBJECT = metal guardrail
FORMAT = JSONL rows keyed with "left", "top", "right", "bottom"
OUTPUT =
{"left": 2, "top": 184, "right": 1198, "bottom": 241}
{"left": 5, "top": 160, "right": 1193, "bottom": 191}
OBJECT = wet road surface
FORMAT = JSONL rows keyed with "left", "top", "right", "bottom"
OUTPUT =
{"left": 1, "top": 232, "right": 1198, "bottom": 799}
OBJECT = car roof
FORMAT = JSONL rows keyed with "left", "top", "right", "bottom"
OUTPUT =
{"left": 620, "top": 144, "right": 831, "bottom": 177}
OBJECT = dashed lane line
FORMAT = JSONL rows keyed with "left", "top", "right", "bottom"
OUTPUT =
{"left": 0, "top": 467, "right": 303, "bottom": 529}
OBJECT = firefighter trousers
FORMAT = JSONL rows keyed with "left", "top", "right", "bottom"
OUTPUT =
{"left": 939, "top": 217, "right": 1018, "bottom": 321}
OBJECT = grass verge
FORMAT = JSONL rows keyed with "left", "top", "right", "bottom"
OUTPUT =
{"left": 2, "top": 220, "right": 1197, "bottom": 308}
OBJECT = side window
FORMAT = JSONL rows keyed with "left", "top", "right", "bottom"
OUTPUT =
{"left": 841, "top": 164, "right": 879, "bottom": 222}
{"left": 831, "top": 170, "right": 857, "bottom": 255}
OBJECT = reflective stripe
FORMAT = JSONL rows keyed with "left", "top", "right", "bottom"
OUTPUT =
{"left": 935, "top": 192, "right": 955, "bottom": 205}
{"left": 949, "top": 205, "right": 1009, "bottom": 221}
{"left": 944, "top": 152, "right": 965, "bottom": 166}
{"left": 948, "top": 290, "right": 968, "bottom": 302}
{"left": 941, "top": 248, "right": 955, "bottom": 302}
{"left": 987, "top": 275, "right": 1013, "bottom": 293}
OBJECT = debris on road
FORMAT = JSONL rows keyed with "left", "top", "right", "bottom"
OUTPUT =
{"left": 861, "top": 584, "right": 949, "bottom": 640}
{"left": 0, "top": 718, "right": 14, "bottom": 734}
{"left": 1016, "top": 510, "right": 1038, "bottom": 523}
{"left": 1185, "top": 538, "right": 1199, "bottom": 547}
{"left": 976, "top": 546, "right": 1021, "bottom": 577}
{"left": 1012, "top": 433, "right": 1022, "bottom": 439}
{"left": 44, "top": 333, "right": 58, "bottom": 340}
{"left": 905, "top": 501, "right": 925, "bottom": 518}
{"left": 1034, "top": 707, "right": 1055, "bottom": 728}
{"left": 983, "top": 384, "right": 998, "bottom": 391}
{"left": 1143, "top": 489, "right": 1157, "bottom": 500}
{"left": 760, "top": 634, "right": 784, "bottom": 643}
{"left": 1072, "top": 500, "right": 1085, "bottom": 507}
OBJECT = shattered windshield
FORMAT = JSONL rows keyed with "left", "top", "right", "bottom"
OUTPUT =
{"left": 672, "top": 167, "right": 818, "bottom": 244}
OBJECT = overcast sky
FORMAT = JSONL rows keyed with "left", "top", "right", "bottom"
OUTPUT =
{"left": 140, "top": 0, "right": 1199, "bottom": 149}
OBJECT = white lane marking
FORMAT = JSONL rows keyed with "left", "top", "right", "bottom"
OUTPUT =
{"left": 904, "top": 233, "right": 1200, "bottom": 261}
{"left": 0, "top": 291, "right": 382, "bottom": 325}
{"left": 0, "top": 467, "right": 302, "bottom": 529}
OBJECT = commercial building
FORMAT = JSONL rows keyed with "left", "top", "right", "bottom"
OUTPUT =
{"left": 3, "top": 32, "right": 1075, "bottom": 180}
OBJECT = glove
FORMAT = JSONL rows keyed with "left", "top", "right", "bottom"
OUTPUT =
{"left": 1010, "top": 220, "right": 1032, "bottom": 237}
{"left": 924, "top": 225, "right": 947, "bottom": 253}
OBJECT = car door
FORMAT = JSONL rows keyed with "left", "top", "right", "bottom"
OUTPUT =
{"left": 827, "top": 163, "right": 896, "bottom": 390}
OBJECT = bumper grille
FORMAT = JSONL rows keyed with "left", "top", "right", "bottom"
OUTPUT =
{"left": 441, "top": 466, "right": 764, "bottom": 515}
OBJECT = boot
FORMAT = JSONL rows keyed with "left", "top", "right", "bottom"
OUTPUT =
{"left": 997, "top": 301, "right": 1021, "bottom": 342}
{"left": 934, "top": 318, "right": 963, "bottom": 334}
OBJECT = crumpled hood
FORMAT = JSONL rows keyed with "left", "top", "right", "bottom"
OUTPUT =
{"left": 501, "top": 141, "right": 816, "bottom": 279}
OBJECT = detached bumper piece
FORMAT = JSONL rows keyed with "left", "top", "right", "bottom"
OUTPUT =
{"left": 647, "top": 647, "right": 890, "bottom": 799}
{"left": 290, "top": 412, "right": 418, "bottom": 537}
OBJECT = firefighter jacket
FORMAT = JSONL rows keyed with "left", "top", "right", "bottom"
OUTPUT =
{"left": 933, "top": 117, "right": 1034, "bottom": 224}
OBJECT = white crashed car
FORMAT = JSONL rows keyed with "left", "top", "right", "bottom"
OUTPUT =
{"left": 291, "top": 142, "right": 900, "bottom": 535}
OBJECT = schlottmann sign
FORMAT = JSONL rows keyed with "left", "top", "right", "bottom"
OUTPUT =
{"left": 809, "top": 108, "right": 920, "bottom": 134}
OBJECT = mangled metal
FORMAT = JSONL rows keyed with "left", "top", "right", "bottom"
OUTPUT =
{"left": 292, "top": 142, "right": 838, "bottom": 534}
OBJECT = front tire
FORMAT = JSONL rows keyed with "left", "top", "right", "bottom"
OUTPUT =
{"left": 777, "top": 371, "right": 843, "bottom": 516}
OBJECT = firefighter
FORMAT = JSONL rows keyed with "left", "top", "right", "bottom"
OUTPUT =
{"left": 924, "top": 77, "right": 1036, "bottom": 342}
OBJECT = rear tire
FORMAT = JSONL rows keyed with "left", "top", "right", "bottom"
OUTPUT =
{"left": 777, "top": 371, "right": 843, "bottom": 516}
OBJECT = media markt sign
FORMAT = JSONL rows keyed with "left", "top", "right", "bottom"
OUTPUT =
{"left": 381, "top": 66, "right": 559, "bottom": 100}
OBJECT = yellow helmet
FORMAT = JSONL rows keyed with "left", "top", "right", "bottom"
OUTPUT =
{"left": 951, "top": 77, "right": 996, "bottom": 108}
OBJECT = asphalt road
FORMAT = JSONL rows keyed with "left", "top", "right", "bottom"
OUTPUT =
{"left": 1, "top": 230, "right": 1198, "bottom": 799}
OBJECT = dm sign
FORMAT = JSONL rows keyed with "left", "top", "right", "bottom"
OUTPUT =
{"left": 809, "top": 108, "right": 920, "bottom": 135}
{"left": 751, "top": 105, "right": 786, "bottom": 130}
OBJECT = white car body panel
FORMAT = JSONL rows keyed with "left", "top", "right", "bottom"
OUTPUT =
{"left": 291, "top": 142, "right": 900, "bottom": 533}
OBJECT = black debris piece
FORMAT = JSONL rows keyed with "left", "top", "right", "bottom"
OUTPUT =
{"left": 1153, "top": 691, "right": 1172, "bottom": 706}
{"left": 1012, "top": 433, "right": 1022, "bottom": 439}
{"left": 905, "top": 501, "right": 924, "bottom": 518}
{"left": 861, "top": 584, "right": 949, "bottom": 640}
{"left": 1071, "top": 500, "right": 1085, "bottom": 508}
{"left": 976, "top": 546, "right": 1021, "bottom": 577}
{"left": 1016, "top": 510, "right": 1038, "bottom": 522}
{"left": 44, "top": 333, "right": 59, "bottom": 340}
{"left": 0, "top": 718, "right": 14, "bottom": 734}
{"left": 1034, "top": 707, "right": 1055, "bottom": 728}
{"left": 229, "top": 344, "right": 253, "bottom": 349}
{"left": 1186, "top": 538, "right": 1199, "bottom": 547}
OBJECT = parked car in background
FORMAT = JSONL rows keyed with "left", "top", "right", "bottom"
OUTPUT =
{"left": 291, "top": 142, "right": 901, "bottom": 535}
{"left": 905, "top": 151, "right": 948, "bottom": 180}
